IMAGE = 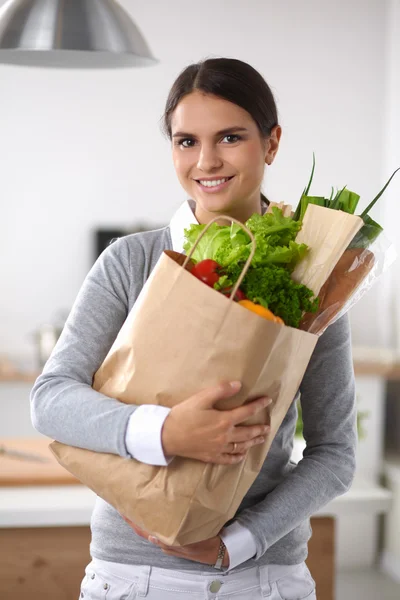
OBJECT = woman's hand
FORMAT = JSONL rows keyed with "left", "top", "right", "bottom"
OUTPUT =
{"left": 162, "top": 381, "right": 271, "bottom": 465}
{"left": 123, "top": 517, "right": 230, "bottom": 568}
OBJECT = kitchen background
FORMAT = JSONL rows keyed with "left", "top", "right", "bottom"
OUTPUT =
{"left": 1, "top": 1, "right": 400, "bottom": 599}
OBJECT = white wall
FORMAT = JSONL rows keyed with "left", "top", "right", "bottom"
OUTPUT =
{"left": 382, "top": 0, "right": 400, "bottom": 350}
{"left": 1, "top": 0, "right": 397, "bottom": 368}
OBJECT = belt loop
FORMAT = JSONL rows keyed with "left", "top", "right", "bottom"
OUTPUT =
{"left": 136, "top": 565, "right": 151, "bottom": 597}
{"left": 258, "top": 565, "right": 272, "bottom": 597}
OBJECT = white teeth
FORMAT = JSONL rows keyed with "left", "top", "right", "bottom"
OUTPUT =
{"left": 199, "top": 177, "right": 229, "bottom": 187}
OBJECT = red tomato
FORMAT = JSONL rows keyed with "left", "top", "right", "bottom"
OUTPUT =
{"left": 220, "top": 287, "right": 247, "bottom": 302}
{"left": 191, "top": 259, "right": 221, "bottom": 287}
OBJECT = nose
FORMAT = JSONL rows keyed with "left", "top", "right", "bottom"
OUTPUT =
{"left": 196, "top": 143, "right": 223, "bottom": 172}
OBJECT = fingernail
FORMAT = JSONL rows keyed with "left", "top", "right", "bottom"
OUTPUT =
{"left": 230, "top": 381, "right": 242, "bottom": 390}
{"left": 149, "top": 536, "right": 159, "bottom": 544}
{"left": 263, "top": 397, "right": 272, "bottom": 406}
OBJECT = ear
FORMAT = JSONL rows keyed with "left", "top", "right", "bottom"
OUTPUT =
{"left": 265, "top": 125, "right": 282, "bottom": 165}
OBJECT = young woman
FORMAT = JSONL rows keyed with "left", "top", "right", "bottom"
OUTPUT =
{"left": 31, "top": 58, "right": 356, "bottom": 600}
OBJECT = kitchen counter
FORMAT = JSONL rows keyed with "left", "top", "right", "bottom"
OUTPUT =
{"left": 3, "top": 345, "right": 400, "bottom": 383}
{"left": 0, "top": 453, "right": 392, "bottom": 600}
{"left": 0, "top": 477, "right": 392, "bottom": 529}
{"left": 0, "top": 485, "right": 94, "bottom": 528}
{"left": 0, "top": 350, "right": 395, "bottom": 600}
{"left": 0, "top": 487, "right": 338, "bottom": 600}
{"left": 0, "top": 436, "right": 392, "bottom": 528}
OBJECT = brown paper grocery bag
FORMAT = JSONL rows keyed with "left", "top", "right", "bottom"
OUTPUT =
{"left": 292, "top": 203, "right": 364, "bottom": 296}
{"left": 50, "top": 220, "right": 318, "bottom": 546}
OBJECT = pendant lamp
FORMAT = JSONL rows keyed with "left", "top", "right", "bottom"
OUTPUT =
{"left": 0, "top": 0, "right": 157, "bottom": 68}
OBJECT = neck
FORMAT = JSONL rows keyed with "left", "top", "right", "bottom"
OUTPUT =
{"left": 194, "top": 197, "right": 263, "bottom": 226}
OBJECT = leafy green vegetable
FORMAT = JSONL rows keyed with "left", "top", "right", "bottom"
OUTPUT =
{"left": 360, "top": 167, "right": 400, "bottom": 218}
{"left": 335, "top": 189, "right": 360, "bottom": 214}
{"left": 348, "top": 215, "right": 384, "bottom": 249}
{"left": 183, "top": 223, "right": 231, "bottom": 263}
{"left": 258, "top": 241, "right": 309, "bottom": 269}
{"left": 294, "top": 183, "right": 361, "bottom": 221}
{"left": 184, "top": 207, "right": 307, "bottom": 272}
{"left": 239, "top": 209, "right": 305, "bottom": 270}
{"left": 223, "top": 263, "right": 318, "bottom": 328}
{"left": 350, "top": 167, "right": 400, "bottom": 248}
{"left": 245, "top": 208, "right": 301, "bottom": 247}
{"left": 293, "top": 153, "right": 316, "bottom": 221}
{"left": 213, "top": 230, "right": 251, "bottom": 267}
{"left": 183, "top": 207, "right": 317, "bottom": 328}
{"left": 293, "top": 157, "right": 399, "bottom": 250}
{"left": 296, "top": 195, "right": 325, "bottom": 222}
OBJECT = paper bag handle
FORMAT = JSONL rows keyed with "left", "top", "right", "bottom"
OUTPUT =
{"left": 182, "top": 216, "right": 256, "bottom": 301}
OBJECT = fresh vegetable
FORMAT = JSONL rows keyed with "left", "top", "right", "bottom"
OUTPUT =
{"left": 293, "top": 154, "right": 362, "bottom": 221}
{"left": 219, "top": 286, "right": 247, "bottom": 302}
{"left": 238, "top": 300, "right": 284, "bottom": 324}
{"left": 184, "top": 207, "right": 308, "bottom": 272}
{"left": 184, "top": 207, "right": 319, "bottom": 328}
{"left": 190, "top": 259, "right": 248, "bottom": 300}
{"left": 190, "top": 259, "right": 221, "bottom": 287}
{"left": 183, "top": 224, "right": 234, "bottom": 265}
{"left": 225, "top": 263, "right": 319, "bottom": 328}
{"left": 293, "top": 154, "right": 400, "bottom": 249}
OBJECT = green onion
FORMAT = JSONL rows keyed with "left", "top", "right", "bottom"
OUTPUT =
{"left": 360, "top": 167, "right": 400, "bottom": 218}
{"left": 293, "top": 158, "right": 399, "bottom": 250}
{"left": 349, "top": 215, "right": 384, "bottom": 249}
{"left": 349, "top": 167, "right": 400, "bottom": 249}
{"left": 330, "top": 185, "right": 347, "bottom": 210}
{"left": 293, "top": 153, "right": 316, "bottom": 221}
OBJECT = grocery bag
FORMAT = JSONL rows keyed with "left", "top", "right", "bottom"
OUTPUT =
{"left": 50, "top": 218, "right": 318, "bottom": 546}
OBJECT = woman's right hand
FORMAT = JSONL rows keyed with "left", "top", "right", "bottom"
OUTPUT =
{"left": 161, "top": 382, "right": 272, "bottom": 464}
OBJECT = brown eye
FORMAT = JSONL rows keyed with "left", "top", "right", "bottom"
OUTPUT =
{"left": 179, "top": 138, "right": 196, "bottom": 148}
{"left": 222, "top": 134, "right": 241, "bottom": 144}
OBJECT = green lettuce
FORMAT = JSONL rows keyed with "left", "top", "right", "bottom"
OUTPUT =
{"left": 183, "top": 223, "right": 230, "bottom": 263}
{"left": 183, "top": 207, "right": 318, "bottom": 328}
{"left": 183, "top": 207, "right": 308, "bottom": 272}
{"left": 245, "top": 208, "right": 301, "bottom": 247}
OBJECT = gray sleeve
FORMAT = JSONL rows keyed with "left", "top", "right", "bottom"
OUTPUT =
{"left": 236, "top": 315, "right": 357, "bottom": 559}
{"left": 30, "top": 237, "right": 142, "bottom": 458}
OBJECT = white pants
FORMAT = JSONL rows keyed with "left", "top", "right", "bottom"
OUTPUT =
{"left": 79, "top": 558, "right": 316, "bottom": 599}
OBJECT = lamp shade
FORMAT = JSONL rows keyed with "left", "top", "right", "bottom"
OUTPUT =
{"left": 0, "top": 0, "right": 157, "bottom": 68}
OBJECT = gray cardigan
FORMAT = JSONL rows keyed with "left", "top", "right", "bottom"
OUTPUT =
{"left": 30, "top": 226, "right": 357, "bottom": 571}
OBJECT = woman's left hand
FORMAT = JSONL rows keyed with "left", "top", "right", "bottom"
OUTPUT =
{"left": 122, "top": 516, "right": 229, "bottom": 568}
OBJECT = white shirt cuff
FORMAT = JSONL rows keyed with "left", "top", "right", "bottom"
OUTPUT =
{"left": 220, "top": 522, "right": 257, "bottom": 570}
{"left": 125, "top": 405, "right": 174, "bottom": 466}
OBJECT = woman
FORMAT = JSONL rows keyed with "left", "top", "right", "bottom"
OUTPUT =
{"left": 31, "top": 58, "right": 356, "bottom": 600}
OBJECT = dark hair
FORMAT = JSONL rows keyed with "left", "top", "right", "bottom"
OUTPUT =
{"left": 162, "top": 57, "right": 278, "bottom": 140}
{"left": 162, "top": 58, "right": 279, "bottom": 205}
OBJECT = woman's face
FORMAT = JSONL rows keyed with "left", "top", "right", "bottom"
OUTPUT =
{"left": 170, "top": 91, "right": 281, "bottom": 223}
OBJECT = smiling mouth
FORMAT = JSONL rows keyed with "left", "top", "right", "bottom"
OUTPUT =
{"left": 195, "top": 176, "right": 234, "bottom": 188}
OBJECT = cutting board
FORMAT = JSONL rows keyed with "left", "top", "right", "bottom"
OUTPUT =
{"left": 0, "top": 438, "right": 80, "bottom": 486}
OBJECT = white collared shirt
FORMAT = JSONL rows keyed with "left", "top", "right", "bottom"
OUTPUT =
{"left": 125, "top": 200, "right": 257, "bottom": 570}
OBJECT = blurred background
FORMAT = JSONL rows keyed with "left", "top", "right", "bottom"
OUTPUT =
{"left": 0, "top": 0, "right": 400, "bottom": 598}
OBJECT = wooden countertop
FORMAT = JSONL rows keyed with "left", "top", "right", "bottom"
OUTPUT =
{"left": 0, "top": 438, "right": 79, "bottom": 487}
{"left": 353, "top": 361, "right": 400, "bottom": 379}
{"left": 0, "top": 371, "right": 41, "bottom": 383}
{"left": 0, "top": 476, "right": 392, "bottom": 528}
{"left": 2, "top": 360, "right": 400, "bottom": 382}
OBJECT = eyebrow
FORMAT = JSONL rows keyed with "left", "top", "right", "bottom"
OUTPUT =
{"left": 172, "top": 126, "right": 249, "bottom": 138}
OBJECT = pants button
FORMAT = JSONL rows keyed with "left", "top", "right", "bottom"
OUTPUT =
{"left": 209, "top": 580, "right": 223, "bottom": 593}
